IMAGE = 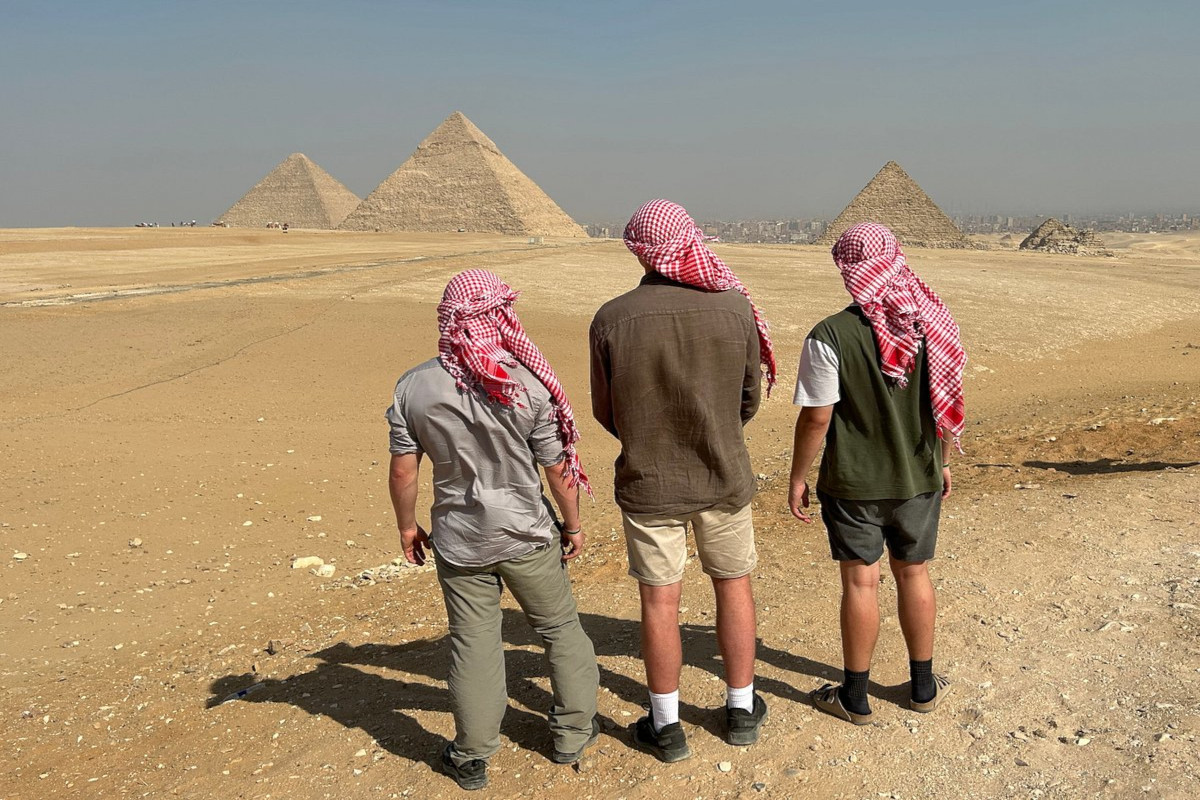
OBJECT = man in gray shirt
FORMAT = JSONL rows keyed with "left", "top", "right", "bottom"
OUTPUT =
{"left": 388, "top": 269, "right": 598, "bottom": 790}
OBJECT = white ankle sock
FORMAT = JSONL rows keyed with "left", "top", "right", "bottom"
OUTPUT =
{"left": 726, "top": 682, "right": 754, "bottom": 712}
{"left": 648, "top": 690, "right": 679, "bottom": 732}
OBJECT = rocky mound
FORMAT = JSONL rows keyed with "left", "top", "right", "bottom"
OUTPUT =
{"left": 1020, "top": 218, "right": 1112, "bottom": 256}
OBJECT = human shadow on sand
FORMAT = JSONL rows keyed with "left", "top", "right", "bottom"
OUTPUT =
{"left": 1024, "top": 458, "right": 1200, "bottom": 475}
{"left": 208, "top": 609, "right": 900, "bottom": 768}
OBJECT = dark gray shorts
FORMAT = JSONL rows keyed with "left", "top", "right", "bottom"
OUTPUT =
{"left": 817, "top": 490, "right": 941, "bottom": 564}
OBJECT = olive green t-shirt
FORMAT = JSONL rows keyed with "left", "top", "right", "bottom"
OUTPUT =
{"left": 804, "top": 306, "right": 943, "bottom": 500}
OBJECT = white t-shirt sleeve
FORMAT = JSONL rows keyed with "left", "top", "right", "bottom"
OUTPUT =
{"left": 792, "top": 338, "right": 840, "bottom": 407}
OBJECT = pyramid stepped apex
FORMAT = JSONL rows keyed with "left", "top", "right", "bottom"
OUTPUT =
{"left": 218, "top": 153, "right": 361, "bottom": 229}
{"left": 339, "top": 112, "right": 587, "bottom": 237}
{"left": 816, "top": 161, "right": 971, "bottom": 249}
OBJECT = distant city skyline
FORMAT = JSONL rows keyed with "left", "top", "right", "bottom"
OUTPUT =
{"left": 2, "top": 2, "right": 1198, "bottom": 227}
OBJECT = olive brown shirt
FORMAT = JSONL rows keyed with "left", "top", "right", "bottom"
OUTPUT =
{"left": 589, "top": 272, "right": 762, "bottom": 515}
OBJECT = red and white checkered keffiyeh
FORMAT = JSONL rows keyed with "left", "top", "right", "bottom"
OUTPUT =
{"left": 623, "top": 199, "right": 777, "bottom": 392}
{"left": 831, "top": 222, "right": 966, "bottom": 449}
{"left": 437, "top": 269, "right": 590, "bottom": 493}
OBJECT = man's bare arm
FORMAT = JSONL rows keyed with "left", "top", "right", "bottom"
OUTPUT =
{"left": 389, "top": 453, "right": 429, "bottom": 564}
{"left": 543, "top": 458, "right": 585, "bottom": 561}
{"left": 788, "top": 405, "right": 834, "bottom": 522}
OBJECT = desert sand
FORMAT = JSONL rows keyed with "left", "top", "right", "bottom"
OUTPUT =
{"left": 2, "top": 228, "right": 1198, "bottom": 799}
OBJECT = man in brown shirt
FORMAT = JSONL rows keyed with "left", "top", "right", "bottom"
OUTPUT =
{"left": 589, "top": 199, "right": 776, "bottom": 761}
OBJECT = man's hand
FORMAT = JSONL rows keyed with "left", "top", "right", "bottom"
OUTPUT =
{"left": 560, "top": 526, "right": 586, "bottom": 562}
{"left": 788, "top": 478, "right": 813, "bottom": 523}
{"left": 400, "top": 524, "right": 431, "bottom": 566}
{"left": 941, "top": 466, "right": 953, "bottom": 499}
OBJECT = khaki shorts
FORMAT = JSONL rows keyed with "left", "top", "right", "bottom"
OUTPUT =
{"left": 622, "top": 504, "right": 756, "bottom": 586}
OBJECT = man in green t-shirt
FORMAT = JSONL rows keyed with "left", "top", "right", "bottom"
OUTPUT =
{"left": 788, "top": 222, "right": 966, "bottom": 725}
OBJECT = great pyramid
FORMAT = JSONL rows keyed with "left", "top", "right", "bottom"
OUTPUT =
{"left": 218, "top": 153, "right": 361, "bottom": 229}
{"left": 338, "top": 112, "right": 586, "bottom": 237}
{"left": 816, "top": 161, "right": 971, "bottom": 249}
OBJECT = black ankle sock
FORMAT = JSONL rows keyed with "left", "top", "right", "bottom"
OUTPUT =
{"left": 838, "top": 669, "right": 871, "bottom": 715}
{"left": 910, "top": 659, "right": 936, "bottom": 703}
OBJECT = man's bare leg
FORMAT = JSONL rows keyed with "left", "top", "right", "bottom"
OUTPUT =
{"left": 840, "top": 560, "right": 881, "bottom": 670}
{"left": 890, "top": 556, "right": 938, "bottom": 703}
{"left": 639, "top": 581, "right": 683, "bottom": 692}
{"left": 711, "top": 574, "right": 756, "bottom": 689}
{"left": 837, "top": 559, "right": 880, "bottom": 714}
{"left": 890, "top": 556, "right": 935, "bottom": 660}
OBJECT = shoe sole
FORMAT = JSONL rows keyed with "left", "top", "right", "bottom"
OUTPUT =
{"left": 812, "top": 685, "right": 873, "bottom": 726}
{"left": 632, "top": 731, "right": 692, "bottom": 763}
{"left": 726, "top": 705, "right": 768, "bottom": 746}
{"left": 441, "top": 765, "right": 488, "bottom": 791}
{"left": 551, "top": 729, "right": 602, "bottom": 764}
{"left": 910, "top": 676, "right": 951, "bottom": 713}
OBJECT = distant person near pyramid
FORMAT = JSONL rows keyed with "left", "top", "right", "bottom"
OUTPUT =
{"left": 816, "top": 162, "right": 971, "bottom": 249}
{"left": 339, "top": 112, "right": 587, "bottom": 237}
{"left": 218, "top": 153, "right": 361, "bottom": 229}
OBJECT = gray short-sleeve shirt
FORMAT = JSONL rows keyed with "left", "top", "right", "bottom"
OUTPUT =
{"left": 387, "top": 358, "right": 566, "bottom": 567}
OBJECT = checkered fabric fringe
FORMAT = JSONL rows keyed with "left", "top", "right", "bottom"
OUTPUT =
{"left": 623, "top": 199, "right": 777, "bottom": 393}
{"left": 437, "top": 269, "right": 590, "bottom": 492}
{"left": 831, "top": 222, "right": 967, "bottom": 450}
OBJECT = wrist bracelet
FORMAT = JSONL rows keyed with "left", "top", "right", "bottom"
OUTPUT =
{"left": 561, "top": 527, "right": 582, "bottom": 535}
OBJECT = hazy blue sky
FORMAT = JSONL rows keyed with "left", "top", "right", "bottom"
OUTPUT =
{"left": 1, "top": 1, "right": 1196, "bottom": 226}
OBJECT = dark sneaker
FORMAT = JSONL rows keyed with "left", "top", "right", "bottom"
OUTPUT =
{"left": 551, "top": 715, "right": 602, "bottom": 764}
{"left": 725, "top": 692, "right": 768, "bottom": 745}
{"left": 440, "top": 743, "right": 488, "bottom": 791}
{"left": 631, "top": 713, "right": 691, "bottom": 763}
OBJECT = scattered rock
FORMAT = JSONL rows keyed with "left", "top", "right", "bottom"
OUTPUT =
{"left": 291, "top": 556, "right": 324, "bottom": 570}
{"left": 307, "top": 515, "right": 322, "bottom": 522}
{"left": 13, "top": 552, "right": 29, "bottom": 561}
{"left": 315, "top": 564, "right": 336, "bottom": 578}
{"left": 128, "top": 538, "right": 143, "bottom": 548}
{"left": 717, "top": 761, "right": 732, "bottom": 773}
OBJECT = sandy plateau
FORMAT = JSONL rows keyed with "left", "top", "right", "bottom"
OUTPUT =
{"left": 2, "top": 227, "right": 1198, "bottom": 799}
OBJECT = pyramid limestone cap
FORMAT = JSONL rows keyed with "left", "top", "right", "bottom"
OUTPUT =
{"left": 219, "top": 152, "right": 361, "bottom": 229}
{"left": 339, "top": 112, "right": 587, "bottom": 237}
{"left": 816, "top": 161, "right": 971, "bottom": 249}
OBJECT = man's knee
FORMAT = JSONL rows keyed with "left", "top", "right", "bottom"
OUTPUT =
{"left": 840, "top": 560, "right": 880, "bottom": 592}
{"left": 639, "top": 581, "right": 682, "bottom": 616}
{"left": 888, "top": 555, "right": 930, "bottom": 582}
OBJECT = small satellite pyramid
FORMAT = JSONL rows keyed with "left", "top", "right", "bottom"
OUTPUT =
{"left": 1019, "top": 218, "right": 1111, "bottom": 256}
{"left": 339, "top": 112, "right": 586, "bottom": 237}
{"left": 816, "top": 161, "right": 971, "bottom": 248}
{"left": 219, "top": 153, "right": 361, "bottom": 229}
